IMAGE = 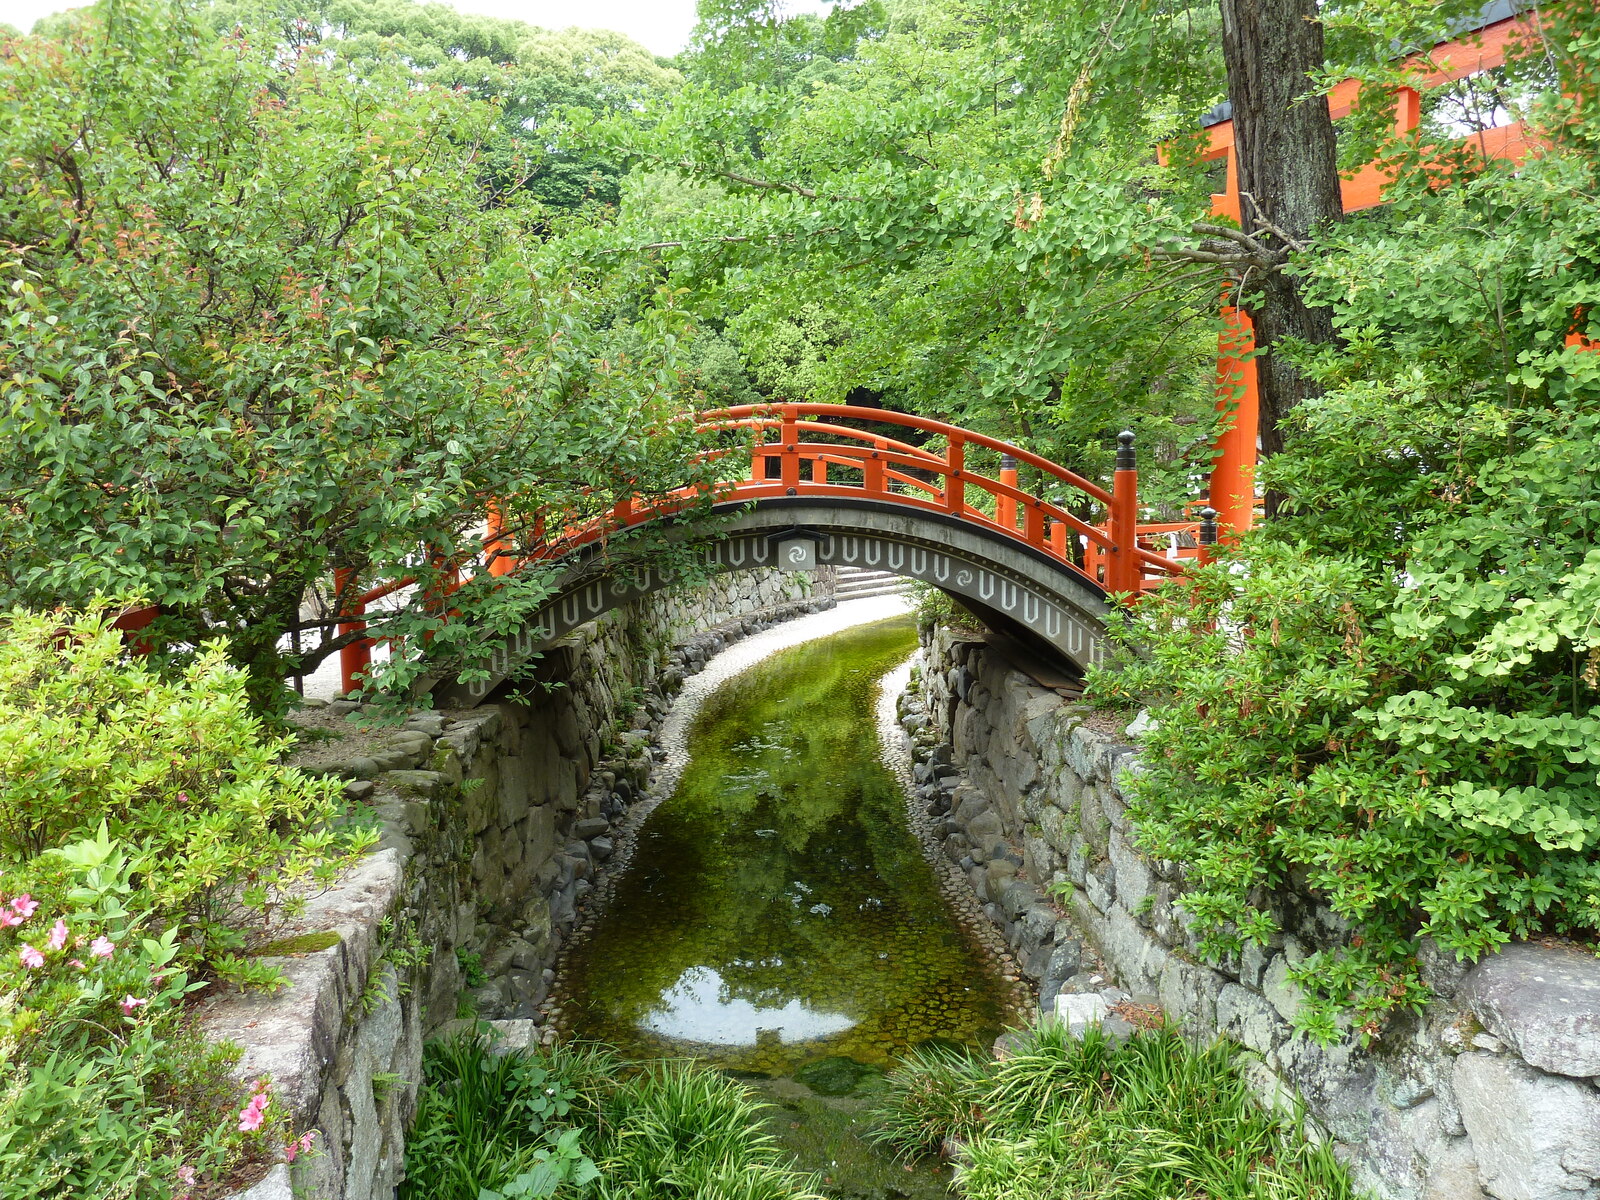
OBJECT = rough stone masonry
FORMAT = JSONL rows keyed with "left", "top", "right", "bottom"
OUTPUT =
{"left": 211, "top": 568, "right": 832, "bottom": 1200}
{"left": 906, "top": 620, "right": 1600, "bottom": 1200}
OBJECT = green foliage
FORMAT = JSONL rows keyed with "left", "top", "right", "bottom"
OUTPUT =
{"left": 0, "top": 852, "right": 293, "bottom": 1198}
{"left": 401, "top": 1035, "right": 821, "bottom": 1200}
{"left": 565, "top": 0, "right": 1233, "bottom": 513}
{"left": 361, "top": 913, "right": 434, "bottom": 1013}
{"left": 401, "top": 1035, "right": 601, "bottom": 1200}
{"left": 1086, "top": 3, "right": 1600, "bottom": 1037}
{"left": 0, "top": 0, "right": 722, "bottom": 712}
{"left": 872, "top": 1024, "right": 1360, "bottom": 1200}
{"left": 457, "top": 946, "right": 490, "bottom": 989}
{"left": 0, "top": 605, "right": 367, "bottom": 1195}
{"left": 205, "top": 0, "right": 681, "bottom": 214}
{"left": 0, "top": 607, "right": 372, "bottom": 957}
{"left": 584, "top": 1058, "right": 822, "bottom": 1199}
{"left": 911, "top": 583, "right": 984, "bottom": 637}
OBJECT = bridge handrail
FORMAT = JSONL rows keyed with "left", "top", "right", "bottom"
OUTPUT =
{"left": 697, "top": 417, "right": 950, "bottom": 466}
{"left": 328, "top": 409, "right": 1177, "bottom": 694}
{"left": 700, "top": 404, "right": 1116, "bottom": 507}
{"left": 731, "top": 439, "right": 1118, "bottom": 550}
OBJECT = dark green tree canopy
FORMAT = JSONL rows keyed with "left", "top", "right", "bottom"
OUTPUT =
{"left": 0, "top": 0, "right": 720, "bottom": 710}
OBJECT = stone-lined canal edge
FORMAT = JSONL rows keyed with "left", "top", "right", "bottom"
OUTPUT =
{"left": 216, "top": 569, "right": 839, "bottom": 1200}
{"left": 540, "top": 599, "right": 1034, "bottom": 1044}
{"left": 906, "top": 618, "right": 1600, "bottom": 1200}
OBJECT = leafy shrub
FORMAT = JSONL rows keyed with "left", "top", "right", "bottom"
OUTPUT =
{"left": 402, "top": 1034, "right": 823, "bottom": 1200}
{"left": 863, "top": 1043, "right": 989, "bottom": 1157}
{"left": 0, "top": 606, "right": 374, "bottom": 965}
{"left": 1089, "top": 363, "right": 1600, "bottom": 1039}
{"left": 0, "top": 605, "right": 372, "bottom": 1195}
{"left": 587, "top": 1058, "right": 820, "bottom": 1200}
{"left": 872, "top": 1023, "right": 1359, "bottom": 1200}
{"left": 402, "top": 1035, "right": 603, "bottom": 1200}
{"left": 0, "top": 869, "right": 288, "bottom": 1199}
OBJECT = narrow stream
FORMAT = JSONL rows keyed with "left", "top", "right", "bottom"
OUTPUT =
{"left": 549, "top": 615, "right": 1019, "bottom": 1197}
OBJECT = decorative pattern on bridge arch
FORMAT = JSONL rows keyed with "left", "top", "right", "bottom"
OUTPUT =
{"left": 433, "top": 501, "right": 1114, "bottom": 707}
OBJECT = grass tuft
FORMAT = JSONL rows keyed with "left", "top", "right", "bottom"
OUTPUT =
{"left": 401, "top": 1033, "right": 824, "bottom": 1200}
{"left": 872, "top": 1022, "right": 1366, "bottom": 1200}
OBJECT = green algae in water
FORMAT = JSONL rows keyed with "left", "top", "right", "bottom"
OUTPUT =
{"left": 557, "top": 616, "right": 1012, "bottom": 1079}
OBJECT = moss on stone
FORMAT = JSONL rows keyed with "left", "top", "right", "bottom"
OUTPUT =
{"left": 253, "top": 930, "right": 342, "bottom": 957}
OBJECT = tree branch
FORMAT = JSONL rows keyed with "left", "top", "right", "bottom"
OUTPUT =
{"left": 1239, "top": 192, "right": 1309, "bottom": 253}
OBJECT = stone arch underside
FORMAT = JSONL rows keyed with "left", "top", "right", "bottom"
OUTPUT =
{"left": 432, "top": 499, "right": 1113, "bottom": 707}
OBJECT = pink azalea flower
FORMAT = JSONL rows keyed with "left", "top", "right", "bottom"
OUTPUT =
{"left": 120, "top": 995, "right": 148, "bottom": 1015}
{"left": 238, "top": 1083, "right": 272, "bottom": 1133}
{"left": 18, "top": 945, "right": 44, "bottom": 969}
{"left": 47, "top": 919, "right": 68, "bottom": 951}
{"left": 69, "top": 959, "right": 85, "bottom": 970}
{"left": 238, "top": 1097, "right": 268, "bottom": 1133}
{"left": 89, "top": 936, "right": 115, "bottom": 959}
{"left": 0, "top": 910, "right": 19, "bottom": 929}
{"left": 10, "top": 895, "right": 37, "bottom": 921}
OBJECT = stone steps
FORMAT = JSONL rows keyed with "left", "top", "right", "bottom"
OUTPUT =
{"left": 833, "top": 566, "right": 915, "bottom": 601}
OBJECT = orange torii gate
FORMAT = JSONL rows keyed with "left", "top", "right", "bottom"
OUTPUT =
{"left": 336, "top": 407, "right": 1211, "bottom": 698}
{"left": 1194, "top": 1, "right": 1585, "bottom": 534}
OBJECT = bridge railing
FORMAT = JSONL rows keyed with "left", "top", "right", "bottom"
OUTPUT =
{"left": 326, "top": 405, "right": 1196, "bottom": 693}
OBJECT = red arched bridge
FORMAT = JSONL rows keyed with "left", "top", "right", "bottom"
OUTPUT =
{"left": 332, "top": 405, "right": 1216, "bottom": 705}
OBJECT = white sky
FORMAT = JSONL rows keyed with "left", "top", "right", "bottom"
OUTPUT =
{"left": 0, "top": 0, "right": 834, "bottom": 55}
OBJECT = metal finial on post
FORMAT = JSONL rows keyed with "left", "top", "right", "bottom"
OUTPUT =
{"left": 1000, "top": 453, "right": 1018, "bottom": 470}
{"left": 1115, "top": 430, "right": 1136, "bottom": 470}
{"left": 1197, "top": 505, "right": 1218, "bottom": 567}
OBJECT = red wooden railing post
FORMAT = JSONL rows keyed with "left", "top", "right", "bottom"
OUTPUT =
{"left": 1049, "top": 518, "right": 1068, "bottom": 559}
{"left": 998, "top": 453, "right": 1018, "bottom": 530}
{"left": 1107, "top": 431, "right": 1139, "bottom": 596}
{"left": 945, "top": 436, "right": 965, "bottom": 514}
{"left": 1024, "top": 500, "right": 1044, "bottom": 546}
{"left": 779, "top": 405, "right": 800, "bottom": 491}
{"left": 486, "top": 504, "right": 516, "bottom": 577}
{"left": 865, "top": 446, "right": 885, "bottom": 494}
{"left": 335, "top": 567, "right": 370, "bottom": 695}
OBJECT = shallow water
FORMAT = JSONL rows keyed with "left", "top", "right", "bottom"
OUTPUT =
{"left": 556, "top": 617, "right": 1010, "bottom": 1079}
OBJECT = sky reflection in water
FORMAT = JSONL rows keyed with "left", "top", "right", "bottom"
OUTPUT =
{"left": 640, "top": 965, "right": 857, "bottom": 1045}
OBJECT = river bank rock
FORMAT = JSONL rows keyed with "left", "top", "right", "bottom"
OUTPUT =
{"left": 211, "top": 569, "right": 835, "bottom": 1200}
{"left": 906, "top": 618, "right": 1600, "bottom": 1200}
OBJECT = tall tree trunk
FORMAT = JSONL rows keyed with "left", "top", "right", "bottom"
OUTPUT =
{"left": 1218, "top": 0, "right": 1344, "bottom": 499}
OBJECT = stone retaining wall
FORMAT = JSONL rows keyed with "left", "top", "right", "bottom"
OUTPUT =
{"left": 906, "top": 621, "right": 1600, "bottom": 1200}
{"left": 211, "top": 569, "right": 833, "bottom": 1200}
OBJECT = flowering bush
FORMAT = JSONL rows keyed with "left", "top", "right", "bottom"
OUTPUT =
{"left": 0, "top": 606, "right": 372, "bottom": 1195}
{"left": 0, "top": 829, "right": 314, "bottom": 1197}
